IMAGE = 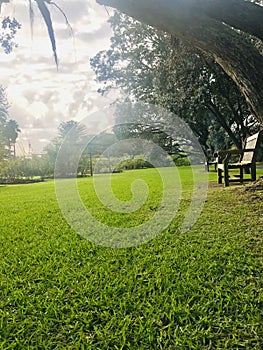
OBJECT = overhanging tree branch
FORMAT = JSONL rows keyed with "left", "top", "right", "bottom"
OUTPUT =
{"left": 96, "top": 0, "right": 263, "bottom": 124}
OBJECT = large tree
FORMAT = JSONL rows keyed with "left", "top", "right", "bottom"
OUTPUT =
{"left": 97, "top": 0, "right": 263, "bottom": 125}
{"left": 91, "top": 12, "right": 258, "bottom": 156}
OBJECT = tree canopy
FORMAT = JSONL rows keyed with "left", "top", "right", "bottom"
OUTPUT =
{"left": 91, "top": 12, "right": 259, "bottom": 156}
{"left": 96, "top": 0, "right": 263, "bottom": 125}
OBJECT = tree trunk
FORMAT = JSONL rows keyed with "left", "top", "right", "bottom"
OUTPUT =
{"left": 205, "top": 101, "right": 242, "bottom": 148}
{"left": 97, "top": 0, "right": 263, "bottom": 125}
{"left": 196, "top": 0, "right": 263, "bottom": 42}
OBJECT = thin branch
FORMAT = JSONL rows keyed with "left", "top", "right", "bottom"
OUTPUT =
{"left": 29, "top": 0, "right": 34, "bottom": 39}
{"left": 35, "top": 0, "right": 58, "bottom": 67}
{"left": 49, "top": 1, "right": 76, "bottom": 62}
{"left": 49, "top": 1, "right": 74, "bottom": 38}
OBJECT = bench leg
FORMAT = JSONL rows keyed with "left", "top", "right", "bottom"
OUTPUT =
{"left": 240, "top": 167, "right": 243, "bottom": 184}
{"left": 224, "top": 165, "right": 229, "bottom": 187}
{"left": 251, "top": 163, "right": 256, "bottom": 181}
{"left": 218, "top": 169, "right": 223, "bottom": 184}
{"left": 214, "top": 163, "right": 217, "bottom": 172}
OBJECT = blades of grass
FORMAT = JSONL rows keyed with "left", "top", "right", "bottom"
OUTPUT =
{"left": 35, "top": 0, "right": 58, "bottom": 67}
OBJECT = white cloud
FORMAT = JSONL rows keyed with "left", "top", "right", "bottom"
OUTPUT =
{"left": 0, "top": 0, "right": 116, "bottom": 155}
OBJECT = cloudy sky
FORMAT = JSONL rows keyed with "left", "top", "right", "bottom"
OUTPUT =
{"left": 1, "top": 0, "right": 116, "bottom": 155}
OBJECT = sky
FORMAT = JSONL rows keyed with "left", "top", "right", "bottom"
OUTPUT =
{"left": 0, "top": 0, "right": 116, "bottom": 155}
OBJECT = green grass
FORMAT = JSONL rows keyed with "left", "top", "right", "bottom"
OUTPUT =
{"left": 0, "top": 167, "right": 262, "bottom": 349}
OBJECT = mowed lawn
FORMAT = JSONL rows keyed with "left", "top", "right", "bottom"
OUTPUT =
{"left": 0, "top": 167, "right": 262, "bottom": 349}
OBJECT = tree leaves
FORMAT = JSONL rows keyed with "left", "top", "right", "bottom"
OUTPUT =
{"left": 0, "top": 16, "right": 21, "bottom": 54}
{"left": 35, "top": 0, "right": 58, "bottom": 67}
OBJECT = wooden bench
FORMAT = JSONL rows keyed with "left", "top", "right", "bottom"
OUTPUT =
{"left": 217, "top": 130, "right": 262, "bottom": 186}
{"left": 205, "top": 157, "right": 218, "bottom": 172}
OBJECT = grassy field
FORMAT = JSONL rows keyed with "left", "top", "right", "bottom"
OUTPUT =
{"left": 0, "top": 167, "right": 262, "bottom": 349}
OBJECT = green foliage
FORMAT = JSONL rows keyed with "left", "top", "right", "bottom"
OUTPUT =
{"left": 115, "top": 154, "right": 190, "bottom": 170}
{"left": 171, "top": 153, "right": 190, "bottom": 167}
{"left": 0, "top": 168, "right": 263, "bottom": 348}
{"left": 0, "top": 155, "right": 49, "bottom": 183}
{"left": 58, "top": 120, "right": 87, "bottom": 141}
{"left": 0, "top": 16, "right": 21, "bottom": 53}
{"left": 116, "top": 156, "right": 154, "bottom": 170}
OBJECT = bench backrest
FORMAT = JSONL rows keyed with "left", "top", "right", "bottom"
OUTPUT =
{"left": 241, "top": 131, "right": 262, "bottom": 164}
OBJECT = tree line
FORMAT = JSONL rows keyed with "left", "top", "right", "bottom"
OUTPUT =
{"left": 0, "top": 117, "right": 191, "bottom": 183}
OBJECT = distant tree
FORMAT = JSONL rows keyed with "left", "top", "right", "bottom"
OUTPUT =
{"left": 0, "top": 86, "right": 20, "bottom": 161}
{"left": 0, "top": 86, "right": 9, "bottom": 160}
{"left": 45, "top": 120, "right": 89, "bottom": 177}
{"left": 0, "top": 86, "right": 9, "bottom": 121}
{"left": 58, "top": 120, "right": 88, "bottom": 143}
{"left": 4, "top": 119, "right": 20, "bottom": 158}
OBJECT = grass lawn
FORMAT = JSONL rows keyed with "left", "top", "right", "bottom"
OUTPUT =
{"left": 0, "top": 167, "right": 262, "bottom": 349}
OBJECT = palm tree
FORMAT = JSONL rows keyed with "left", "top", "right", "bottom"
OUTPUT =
{"left": 0, "top": 0, "right": 71, "bottom": 66}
